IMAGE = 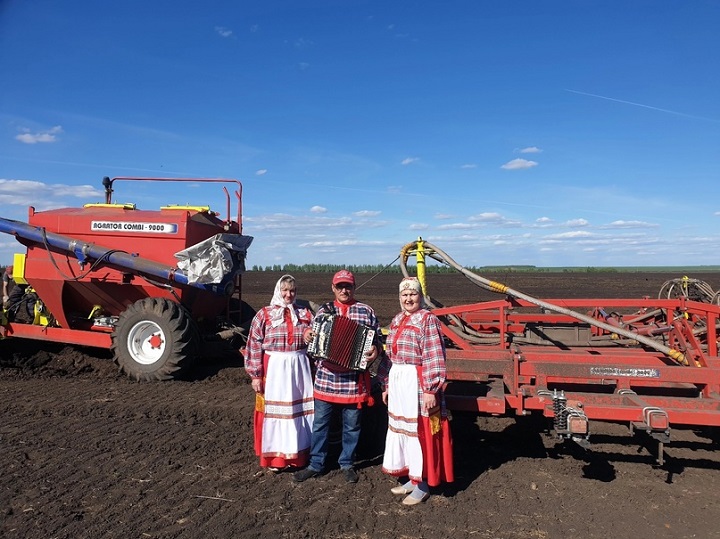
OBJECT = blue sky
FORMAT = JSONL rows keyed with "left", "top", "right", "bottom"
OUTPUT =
{"left": 1, "top": 0, "right": 719, "bottom": 269}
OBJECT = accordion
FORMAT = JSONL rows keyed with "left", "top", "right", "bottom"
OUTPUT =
{"left": 307, "top": 313, "right": 376, "bottom": 371}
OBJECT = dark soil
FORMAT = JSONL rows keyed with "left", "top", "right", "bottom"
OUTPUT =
{"left": 2, "top": 271, "right": 720, "bottom": 539}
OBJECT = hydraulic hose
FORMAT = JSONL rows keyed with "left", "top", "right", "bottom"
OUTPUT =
{"left": 399, "top": 239, "right": 690, "bottom": 366}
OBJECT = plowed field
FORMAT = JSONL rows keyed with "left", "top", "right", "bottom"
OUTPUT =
{"left": 2, "top": 271, "right": 720, "bottom": 539}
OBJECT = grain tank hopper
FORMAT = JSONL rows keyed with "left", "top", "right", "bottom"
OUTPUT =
{"left": 0, "top": 176, "right": 253, "bottom": 381}
{"left": 401, "top": 239, "right": 720, "bottom": 464}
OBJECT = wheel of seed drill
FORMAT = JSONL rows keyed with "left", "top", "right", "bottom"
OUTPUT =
{"left": 658, "top": 278, "right": 716, "bottom": 303}
{"left": 112, "top": 297, "right": 199, "bottom": 381}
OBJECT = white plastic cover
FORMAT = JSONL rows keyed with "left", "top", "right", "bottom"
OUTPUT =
{"left": 174, "top": 233, "right": 254, "bottom": 284}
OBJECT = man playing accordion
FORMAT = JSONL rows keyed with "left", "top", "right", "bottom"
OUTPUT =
{"left": 293, "top": 269, "right": 388, "bottom": 484}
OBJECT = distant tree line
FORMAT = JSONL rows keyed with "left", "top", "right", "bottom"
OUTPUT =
{"left": 248, "top": 264, "right": 629, "bottom": 274}
{"left": 249, "top": 263, "right": 432, "bottom": 273}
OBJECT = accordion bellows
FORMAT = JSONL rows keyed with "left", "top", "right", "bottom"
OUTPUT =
{"left": 307, "top": 314, "right": 376, "bottom": 371}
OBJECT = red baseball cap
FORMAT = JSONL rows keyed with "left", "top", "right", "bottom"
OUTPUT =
{"left": 332, "top": 269, "right": 355, "bottom": 286}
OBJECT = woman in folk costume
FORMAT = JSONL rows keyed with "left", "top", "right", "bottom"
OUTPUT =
{"left": 381, "top": 277, "right": 454, "bottom": 505}
{"left": 245, "top": 275, "right": 315, "bottom": 472}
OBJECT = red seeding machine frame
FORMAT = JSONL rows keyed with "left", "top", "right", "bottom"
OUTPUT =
{"left": 401, "top": 240, "right": 720, "bottom": 464}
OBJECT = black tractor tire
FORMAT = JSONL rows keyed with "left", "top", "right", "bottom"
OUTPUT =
{"left": 111, "top": 297, "right": 199, "bottom": 381}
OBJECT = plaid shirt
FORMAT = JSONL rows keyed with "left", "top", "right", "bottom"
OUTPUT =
{"left": 244, "top": 305, "right": 314, "bottom": 380}
{"left": 385, "top": 309, "right": 446, "bottom": 394}
{"left": 312, "top": 300, "right": 383, "bottom": 404}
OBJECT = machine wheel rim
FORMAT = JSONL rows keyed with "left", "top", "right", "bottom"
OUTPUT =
{"left": 126, "top": 320, "right": 166, "bottom": 365}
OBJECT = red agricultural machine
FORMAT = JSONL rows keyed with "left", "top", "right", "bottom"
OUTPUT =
{"left": 0, "top": 177, "right": 253, "bottom": 380}
{"left": 401, "top": 240, "right": 720, "bottom": 464}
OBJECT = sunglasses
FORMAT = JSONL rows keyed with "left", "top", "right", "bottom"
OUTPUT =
{"left": 334, "top": 283, "right": 354, "bottom": 290}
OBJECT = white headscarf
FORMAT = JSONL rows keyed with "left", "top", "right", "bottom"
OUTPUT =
{"left": 399, "top": 277, "right": 422, "bottom": 293}
{"left": 268, "top": 274, "right": 299, "bottom": 328}
{"left": 399, "top": 277, "right": 427, "bottom": 309}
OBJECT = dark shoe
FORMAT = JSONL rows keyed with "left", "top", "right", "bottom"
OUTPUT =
{"left": 293, "top": 468, "right": 320, "bottom": 483}
{"left": 342, "top": 467, "right": 359, "bottom": 483}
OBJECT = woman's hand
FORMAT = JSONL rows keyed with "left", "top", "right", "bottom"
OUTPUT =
{"left": 303, "top": 329, "right": 314, "bottom": 345}
{"left": 251, "top": 378, "right": 263, "bottom": 393}
{"left": 422, "top": 392, "right": 436, "bottom": 413}
{"left": 382, "top": 389, "right": 388, "bottom": 405}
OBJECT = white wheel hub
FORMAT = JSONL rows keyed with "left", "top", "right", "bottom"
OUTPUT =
{"left": 127, "top": 320, "right": 166, "bottom": 365}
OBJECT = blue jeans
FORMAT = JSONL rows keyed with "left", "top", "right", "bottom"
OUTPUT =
{"left": 308, "top": 399, "right": 362, "bottom": 471}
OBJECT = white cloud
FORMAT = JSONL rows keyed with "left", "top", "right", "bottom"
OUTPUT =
{"left": 299, "top": 239, "right": 388, "bottom": 248}
{"left": 434, "top": 213, "right": 453, "bottom": 220}
{"left": 428, "top": 233, "right": 480, "bottom": 242}
{"left": 519, "top": 146, "right": 542, "bottom": 154}
{"left": 564, "top": 218, "right": 590, "bottom": 227}
{"left": 437, "top": 222, "right": 475, "bottom": 230}
{"left": 15, "top": 125, "right": 63, "bottom": 144}
{"left": 409, "top": 223, "right": 429, "bottom": 230}
{"left": 468, "top": 212, "right": 503, "bottom": 223}
{"left": 0, "top": 179, "right": 102, "bottom": 209}
{"left": 460, "top": 163, "right": 477, "bottom": 169}
{"left": 532, "top": 217, "right": 591, "bottom": 229}
{"left": 468, "top": 212, "right": 522, "bottom": 227}
{"left": 255, "top": 169, "right": 268, "bottom": 176}
{"left": 215, "top": 26, "right": 233, "bottom": 38}
{"left": 544, "top": 230, "right": 595, "bottom": 240}
{"left": 435, "top": 212, "right": 526, "bottom": 230}
{"left": 353, "top": 210, "right": 380, "bottom": 217}
{"left": 603, "top": 220, "right": 659, "bottom": 229}
{"left": 246, "top": 212, "right": 391, "bottom": 235}
{"left": 501, "top": 158, "right": 538, "bottom": 170}
{"left": 401, "top": 157, "right": 419, "bottom": 165}
{"left": 247, "top": 213, "right": 351, "bottom": 232}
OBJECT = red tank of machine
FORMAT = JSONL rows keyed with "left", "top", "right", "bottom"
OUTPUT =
{"left": 0, "top": 177, "right": 253, "bottom": 381}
